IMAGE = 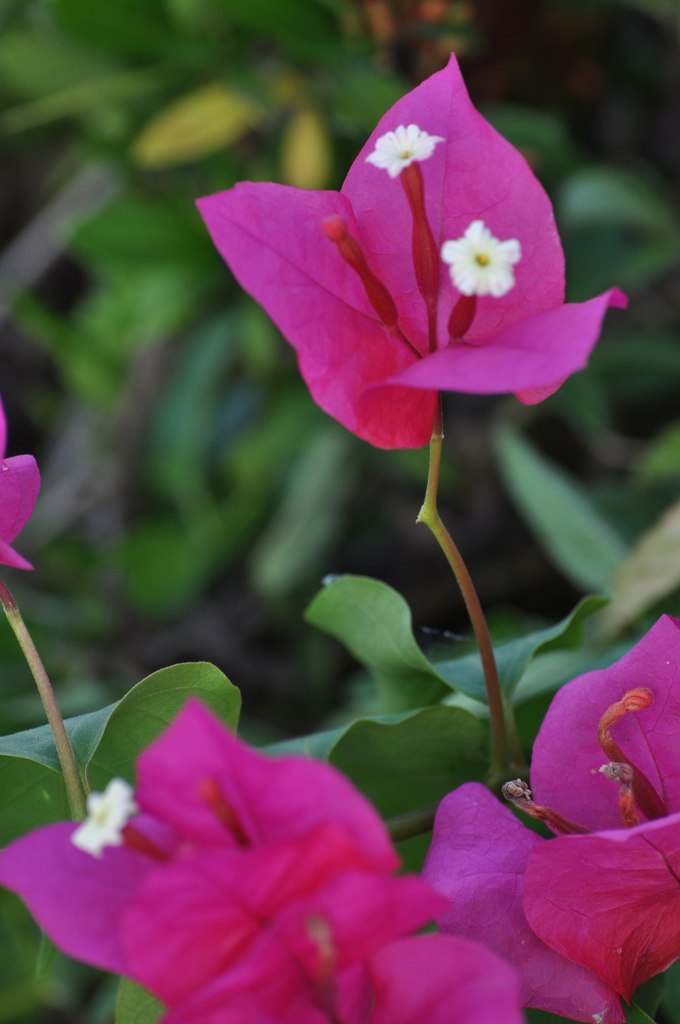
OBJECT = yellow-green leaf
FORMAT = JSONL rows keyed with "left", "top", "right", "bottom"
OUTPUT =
{"left": 280, "top": 108, "right": 331, "bottom": 189}
{"left": 597, "top": 497, "right": 680, "bottom": 638}
{"left": 131, "top": 83, "right": 264, "bottom": 168}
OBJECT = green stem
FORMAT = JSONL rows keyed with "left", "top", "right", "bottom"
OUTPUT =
{"left": 417, "top": 401, "right": 509, "bottom": 787}
{"left": 0, "top": 579, "right": 87, "bottom": 820}
{"left": 385, "top": 804, "right": 438, "bottom": 843}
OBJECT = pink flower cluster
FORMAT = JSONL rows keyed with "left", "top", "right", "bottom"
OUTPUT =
{"left": 424, "top": 615, "right": 680, "bottom": 1023}
{"left": 0, "top": 700, "right": 523, "bottom": 1024}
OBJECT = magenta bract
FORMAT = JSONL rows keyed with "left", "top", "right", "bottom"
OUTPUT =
{"left": 0, "top": 699, "right": 524, "bottom": 1024}
{"left": 0, "top": 397, "right": 40, "bottom": 569}
{"left": 424, "top": 615, "right": 680, "bottom": 1018}
{"left": 197, "top": 56, "right": 625, "bottom": 449}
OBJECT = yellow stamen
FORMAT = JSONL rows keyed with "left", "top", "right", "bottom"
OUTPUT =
{"left": 476, "top": 254, "right": 489, "bottom": 265}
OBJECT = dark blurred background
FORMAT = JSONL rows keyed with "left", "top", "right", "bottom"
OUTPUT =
{"left": 2, "top": 0, "right": 680, "bottom": 1014}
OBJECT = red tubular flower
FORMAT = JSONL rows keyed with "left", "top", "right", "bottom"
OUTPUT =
{"left": 197, "top": 57, "right": 625, "bottom": 449}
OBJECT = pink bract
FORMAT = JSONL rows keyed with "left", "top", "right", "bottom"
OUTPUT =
{"left": 422, "top": 783, "right": 624, "bottom": 1023}
{"left": 0, "top": 698, "right": 525, "bottom": 1024}
{"left": 0, "top": 700, "right": 396, "bottom": 981}
{"left": 423, "top": 615, "right": 680, "bottom": 1016}
{"left": 197, "top": 56, "right": 626, "bottom": 449}
{"left": 0, "top": 397, "right": 40, "bottom": 569}
{"left": 162, "top": 931, "right": 523, "bottom": 1024}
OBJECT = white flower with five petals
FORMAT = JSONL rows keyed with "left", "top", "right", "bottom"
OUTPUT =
{"left": 71, "top": 778, "right": 138, "bottom": 858}
{"left": 441, "top": 220, "right": 521, "bottom": 298}
{"left": 365, "top": 124, "right": 444, "bottom": 178}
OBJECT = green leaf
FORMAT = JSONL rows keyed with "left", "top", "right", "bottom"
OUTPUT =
{"left": 250, "top": 428, "right": 353, "bottom": 599}
{"left": 494, "top": 426, "right": 627, "bottom": 591}
{"left": 0, "top": 663, "right": 240, "bottom": 845}
{"left": 87, "top": 662, "right": 241, "bottom": 789}
{"left": 304, "top": 575, "right": 451, "bottom": 712}
{"left": 434, "top": 594, "right": 608, "bottom": 703}
{"left": 662, "top": 960, "right": 680, "bottom": 1023}
{"left": 115, "top": 978, "right": 164, "bottom": 1024}
{"left": 634, "top": 973, "right": 666, "bottom": 1017}
{"left": 626, "top": 1002, "right": 658, "bottom": 1024}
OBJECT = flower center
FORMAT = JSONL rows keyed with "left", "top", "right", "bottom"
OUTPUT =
{"left": 441, "top": 220, "right": 521, "bottom": 301}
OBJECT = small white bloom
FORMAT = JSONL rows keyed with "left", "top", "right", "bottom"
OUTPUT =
{"left": 71, "top": 778, "right": 138, "bottom": 858}
{"left": 365, "top": 124, "right": 444, "bottom": 178}
{"left": 441, "top": 220, "right": 521, "bottom": 298}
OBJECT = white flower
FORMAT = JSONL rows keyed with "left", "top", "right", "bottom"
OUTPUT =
{"left": 441, "top": 220, "right": 521, "bottom": 298}
{"left": 365, "top": 124, "right": 444, "bottom": 178}
{"left": 71, "top": 778, "right": 138, "bottom": 858}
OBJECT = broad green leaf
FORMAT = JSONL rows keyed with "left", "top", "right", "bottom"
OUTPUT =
{"left": 304, "top": 575, "right": 450, "bottom": 712}
{"left": 597, "top": 497, "right": 680, "bottom": 639}
{"left": 115, "top": 978, "right": 163, "bottom": 1024}
{"left": 495, "top": 426, "right": 627, "bottom": 591}
{"left": 88, "top": 662, "right": 241, "bottom": 789}
{"left": 328, "top": 707, "right": 487, "bottom": 820}
{"left": 0, "top": 663, "right": 240, "bottom": 845}
{"left": 626, "top": 1004, "right": 658, "bottom": 1024}
{"left": 634, "top": 972, "right": 666, "bottom": 1017}
{"left": 267, "top": 706, "right": 487, "bottom": 812}
{"left": 250, "top": 429, "right": 353, "bottom": 599}
{"left": 131, "top": 84, "right": 265, "bottom": 168}
{"left": 434, "top": 595, "right": 608, "bottom": 703}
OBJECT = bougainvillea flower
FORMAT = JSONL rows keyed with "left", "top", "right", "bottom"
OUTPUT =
{"left": 423, "top": 783, "right": 624, "bottom": 1022}
{"left": 0, "top": 396, "right": 40, "bottom": 569}
{"left": 197, "top": 56, "right": 626, "bottom": 449}
{"left": 424, "top": 615, "right": 680, "bottom": 1021}
{"left": 0, "top": 701, "right": 398, "bottom": 982}
{"left": 162, "top": 928, "right": 523, "bottom": 1024}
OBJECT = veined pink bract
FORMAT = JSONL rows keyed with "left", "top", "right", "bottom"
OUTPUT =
{"left": 197, "top": 56, "right": 625, "bottom": 449}
{"left": 423, "top": 615, "right": 680, "bottom": 1021}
